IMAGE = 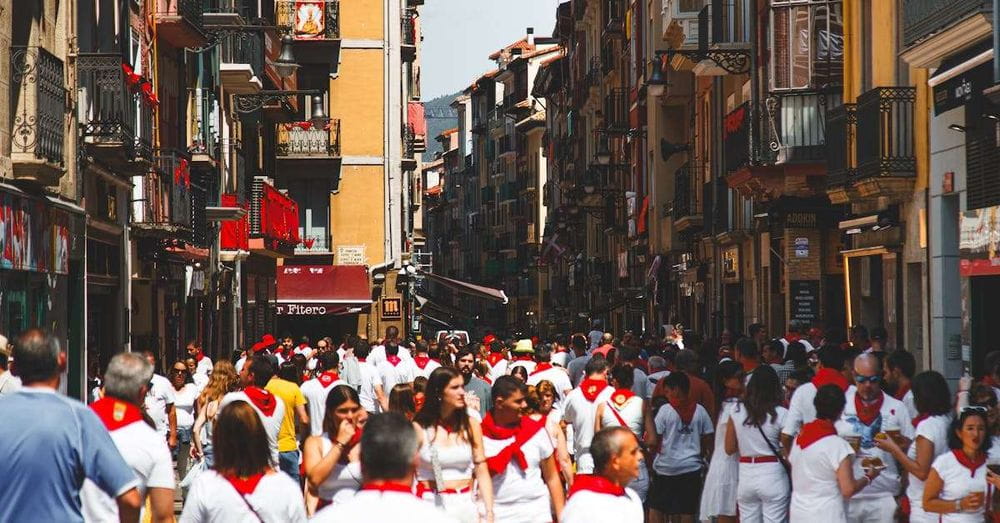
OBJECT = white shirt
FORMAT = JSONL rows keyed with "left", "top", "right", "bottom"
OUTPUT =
{"left": 599, "top": 394, "right": 644, "bottom": 438}
{"left": 729, "top": 404, "right": 788, "bottom": 458}
{"left": 315, "top": 436, "right": 362, "bottom": 502}
{"left": 783, "top": 382, "right": 861, "bottom": 437}
{"left": 301, "top": 376, "right": 347, "bottom": 436}
{"left": 483, "top": 423, "right": 554, "bottom": 508}
{"left": 410, "top": 358, "right": 442, "bottom": 380}
{"left": 931, "top": 450, "right": 988, "bottom": 523}
{"left": 81, "top": 419, "right": 175, "bottom": 522}
{"left": 173, "top": 383, "right": 200, "bottom": 429}
{"left": 490, "top": 359, "right": 511, "bottom": 382}
{"left": 293, "top": 345, "right": 313, "bottom": 359}
{"left": 652, "top": 403, "right": 713, "bottom": 476}
{"left": 376, "top": 360, "right": 415, "bottom": 396}
{"left": 642, "top": 371, "right": 669, "bottom": 400}
{"left": 312, "top": 489, "right": 458, "bottom": 523}
{"left": 907, "top": 414, "right": 952, "bottom": 511}
{"left": 0, "top": 370, "right": 21, "bottom": 396}
{"left": 192, "top": 373, "right": 208, "bottom": 391}
{"left": 194, "top": 356, "right": 213, "bottom": 378}
{"left": 144, "top": 374, "right": 175, "bottom": 437}
{"left": 561, "top": 384, "right": 614, "bottom": 473}
{"left": 901, "top": 389, "right": 917, "bottom": 419}
{"left": 179, "top": 470, "right": 306, "bottom": 522}
{"left": 357, "top": 360, "right": 383, "bottom": 412}
{"left": 526, "top": 366, "right": 573, "bottom": 403}
{"left": 368, "top": 344, "right": 412, "bottom": 367}
{"left": 508, "top": 358, "right": 537, "bottom": 375}
{"left": 560, "top": 488, "right": 644, "bottom": 523}
{"left": 220, "top": 390, "right": 286, "bottom": 466}
{"left": 835, "top": 390, "right": 914, "bottom": 500}
{"left": 552, "top": 350, "right": 570, "bottom": 368}
{"left": 789, "top": 434, "right": 854, "bottom": 522}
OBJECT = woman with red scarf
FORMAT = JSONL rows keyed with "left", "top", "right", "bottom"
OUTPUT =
{"left": 788, "top": 385, "right": 879, "bottom": 522}
{"left": 924, "top": 408, "right": 991, "bottom": 522}
{"left": 481, "top": 376, "right": 564, "bottom": 522}
{"left": 302, "top": 385, "right": 368, "bottom": 515}
{"left": 596, "top": 365, "right": 651, "bottom": 502}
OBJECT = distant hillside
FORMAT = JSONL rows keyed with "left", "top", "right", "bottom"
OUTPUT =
{"left": 422, "top": 91, "right": 460, "bottom": 161}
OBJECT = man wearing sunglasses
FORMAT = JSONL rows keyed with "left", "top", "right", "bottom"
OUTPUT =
{"left": 835, "top": 353, "right": 914, "bottom": 523}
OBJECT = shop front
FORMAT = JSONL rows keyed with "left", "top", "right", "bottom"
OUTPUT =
{"left": 960, "top": 205, "right": 1000, "bottom": 368}
{"left": 275, "top": 264, "right": 373, "bottom": 343}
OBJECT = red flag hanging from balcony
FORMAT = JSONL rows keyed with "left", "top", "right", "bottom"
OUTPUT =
{"left": 408, "top": 102, "right": 426, "bottom": 136}
{"left": 121, "top": 63, "right": 141, "bottom": 87}
{"left": 174, "top": 158, "right": 190, "bottom": 189}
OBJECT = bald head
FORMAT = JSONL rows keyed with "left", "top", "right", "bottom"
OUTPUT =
{"left": 853, "top": 353, "right": 883, "bottom": 401}
{"left": 854, "top": 353, "right": 881, "bottom": 375}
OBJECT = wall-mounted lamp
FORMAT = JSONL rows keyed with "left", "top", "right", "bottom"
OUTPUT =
{"left": 948, "top": 124, "right": 968, "bottom": 133}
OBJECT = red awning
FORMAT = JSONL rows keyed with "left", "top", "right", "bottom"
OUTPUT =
{"left": 408, "top": 101, "right": 426, "bottom": 136}
{"left": 276, "top": 265, "right": 372, "bottom": 315}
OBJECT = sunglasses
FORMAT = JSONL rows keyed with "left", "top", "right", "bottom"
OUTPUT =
{"left": 963, "top": 406, "right": 990, "bottom": 414}
{"left": 854, "top": 374, "right": 881, "bottom": 384}
{"left": 170, "top": 368, "right": 187, "bottom": 374}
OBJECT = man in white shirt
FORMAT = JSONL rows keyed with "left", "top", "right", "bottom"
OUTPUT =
{"left": 526, "top": 344, "right": 573, "bottom": 403}
{"left": 884, "top": 349, "right": 917, "bottom": 418}
{"left": 312, "top": 412, "right": 458, "bottom": 522}
{"left": 562, "top": 358, "right": 614, "bottom": 473}
{"left": 300, "top": 351, "right": 345, "bottom": 436}
{"left": 410, "top": 340, "right": 441, "bottom": 379}
{"left": 354, "top": 340, "right": 388, "bottom": 413}
{"left": 186, "top": 340, "right": 213, "bottom": 378}
{"left": 293, "top": 336, "right": 314, "bottom": 359}
{"left": 508, "top": 339, "right": 537, "bottom": 375}
{"left": 561, "top": 426, "right": 644, "bottom": 523}
{"left": 643, "top": 356, "right": 670, "bottom": 400}
{"left": 141, "top": 351, "right": 177, "bottom": 450}
{"left": 82, "top": 353, "right": 174, "bottom": 523}
{"left": 781, "top": 345, "right": 849, "bottom": 452}
{"left": 376, "top": 341, "right": 415, "bottom": 395}
{"left": 551, "top": 336, "right": 571, "bottom": 368}
{"left": 220, "top": 354, "right": 286, "bottom": 466}
{"left": 837, "top": 353, "right": 913, "bottom": 523}
{"left": 368, "top": 326, "right": 412, "bottom": 367}
{"left": 0, "top": 344, "right": 21, "bottom": 397}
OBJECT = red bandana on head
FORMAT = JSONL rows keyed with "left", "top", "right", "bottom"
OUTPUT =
{"left": 90, "top": 397, "right": 144, "bottom": 431}
{"left": 796, "top": 419, "right": 838, "bottom": 449}
{"left": 482, "top": 414, "right": 546, "bottom": 476}
{"left": 244, "top": 386, "right": 277, "bottom": 417}
{"left": 224, "top": 473, "right": 265, "bottom": 495}
{"left": 580, "top": 378, "right": 609, "bottom": 402}
{"left": 413, "top": 355, "right": 433, "bottom": 370}
{"left": 952, "top": 449, "right": 987, "bottom": 477}
{"left": 854, "top": 392, "right": 884, "bottom": 426}
{"left": 317, "top": 371, "right": 340, "bottom": 387}
{"left": 812, "top": 368, "right": 849, "bottom": 392}
{"left": 486, "top": 353, "right": 505, "bottom": 367}
{"left": 529, "top": 362, "right": 553, "bottom": 376}
{"left": 567, "top": 474, "right": 626, "bottom": 499}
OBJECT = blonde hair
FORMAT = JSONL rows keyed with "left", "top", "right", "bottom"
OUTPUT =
{"left": 198, "top": 360, "right": 239, "bottom": 406}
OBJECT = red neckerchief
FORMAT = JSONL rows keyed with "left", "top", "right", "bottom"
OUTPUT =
{"left": 893, "top": 383, "right": 911, "bottom": 402}
{"left": 338, "top": 427, "right": 363, "bottom": 465}
{"left": 796, "top": 419, "right": 837, "bottom": 449}
{"left": 194, "top": 350, "right": 205, "bottom": 362}
{"left": 529, "top": 362, "right": 554, "bottom": 376}
{"left": 317, "top": 371, "right": 340, "bottom": 387}
{"left": 669, "top": 398, "right": 696, "bottom": 425}
{"left": 357, "top": 358, "right": 367, "bottom": 363}
{"left": 513, "top": 354, "right": 533, "bottom": 362}
{"left": 952, "top": 449, "right": 987, "bottom": 477}
{"left": 610, "top": 388, "right": 636, "bottom": 407}
{"left": 567, "top": 474, "right": 626, "bottom": 499}
{"left": 580, "top": 378, "right": 609, "bottom": 402}
{"left": 482, "top": 414, "right": 547, "bottom": 476}
{"left": 90, "top": 397, "right": 144, "bottom": 431}
{"left": 224, "top": 472, "right": 265, "bottom": 495}
{"left": 413, "top": 355, "right": 433, "bottom": 370}
{"left": 244, "top": 386, "right": 277, "bottom": 416}
{"left": 854, "top": 392, "right": 884, "bottom": 426}
{"left": 487, "top": 353, "right": 505, "bottom": 367}
{"left": 386, "top": 355, "right": 402, "bottom": 366}
{"left": 784, "top": 332, "right": 801, "bottom": 343}
{"left": 742, "top": 360, "right": 759, "bottom": 373}
{"left": 984, "top": 376, "right": 999, "bottom": 388}
{"left": 361, "top": 482, "right": 415, "bottom": 496}
{"left": 812, "top": 368, "right": 849, "bottom": 392}
{"left": 911, "top": 413, "right": 929, "bottom": 429}
{"left": 297, "top": 343, "right": 309, "bottom": 351}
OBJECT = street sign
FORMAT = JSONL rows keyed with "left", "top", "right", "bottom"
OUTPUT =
{"left": 381, "top": 297, "right": 402, "bottom": 319}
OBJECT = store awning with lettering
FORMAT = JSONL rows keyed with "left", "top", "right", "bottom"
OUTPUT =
{"left": 930, "top": 41, "right": 993, "bottom": 115}
{"left": 276, "top": 265, "right": 372, "bottom": 315}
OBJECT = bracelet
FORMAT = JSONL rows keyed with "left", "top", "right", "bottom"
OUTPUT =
{"left": 955, "top": 498, "right": 962, "bottom": 513}
{"left": 333, "top": 440, "right": 348, "bottom": 450}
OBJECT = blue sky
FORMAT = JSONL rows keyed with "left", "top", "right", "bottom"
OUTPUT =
{"left": 420, "top": 0, "right": 564, "bottom": 100}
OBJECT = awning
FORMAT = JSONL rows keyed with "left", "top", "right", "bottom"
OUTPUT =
{"left": 421, "top": 271, "right": 509, "bottom": 304}
{"left": 276, "top": 265, "right": 372, "bottom": 315}
{"left": 415, "top": 293, "right": 474, "bottom": 321}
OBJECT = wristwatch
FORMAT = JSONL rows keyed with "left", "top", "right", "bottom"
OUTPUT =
{"left": 955, "top": 498, "right": 962, "bottom": 513}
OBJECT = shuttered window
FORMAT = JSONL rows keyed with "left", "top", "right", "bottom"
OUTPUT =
{"left": 966, "top": 98, "right": 1000, "bottom": 210}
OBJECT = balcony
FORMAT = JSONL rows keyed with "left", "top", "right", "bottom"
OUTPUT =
{"left": 275, "top": 0, "right": 341, "bottom": 65}
{"left": 218, "top": 27, "right": 264, "bottom": 93}
{"left": 401, "top": 11, "right": 417, "bottom": 62}
{"left": 77, "top": 53, "right": 154, "bottom": 175}
{"left": 188, "top": 87, "right": 218, "bottom": 167}
{"left": 132, "top": 150, "right": 193, "bottom": 237}
{"left": 761, "top": 89, "right": 841, "bottom": 165}
{"left": 219, "top": 193, "right": 249, "bottom": 251}
{"left": 249, "top": 179, "right": 301, "bottom": 258}
{"left": 296, "top": 234, "right": 332, "bottom": 255}
{"left": 854, "top": 87, "right": 917, "bottom": 202}
{"left": 672, "top": 163, "right": 703, "bottom": 233}
{"left": 663, "top": 0, "right": 703, "bottom": 50}
{"left": 154, "top": 0, "right": 207, "bottom": 48}
{"left": 825, "top": 103, "right": 858, "bottom": 204}
{"left": 403, "top": 123, "right": 420, "bottom": 169}
{"left": 10, "top": 46, "right": 66, "bottom": 186}
{"left": 276, "top": 119, "right": 342, "bottom": 160}
{"left": 691, "top": 0, "right": 751, "bottom": 75}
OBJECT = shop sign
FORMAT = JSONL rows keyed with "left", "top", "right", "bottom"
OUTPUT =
{"left": 959, "top": 205, "right": 1000, "bottom": 276}
{"left": 276, "top": 303, "right": 334, "bottom": 315}
{"left": 789, "top": 280, "right": 820, "bottom": 322}
{"left": 785, "top": 212, "right": 817, "bottom": 228}
{"left": 794, "top": 237, "right": 810, "bottom": 258}
{"left": 0, "top": 191, "right": 69, "bottom": 274}
{"left": 337, "top": 245, "right": 366, "bottom": 265}
{"left": 381, "top": 297, "right": 402, "bottom": 320}
{"left": 933, "top": 61, "right": 991, "bottom": 116}
{"left": 722, "top": 246, "right": 739, "bottom": 281}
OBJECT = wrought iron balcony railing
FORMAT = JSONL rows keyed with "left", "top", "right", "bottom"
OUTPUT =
{"left": 856, "top": 87, "right": 917, "bottom": 179}
{"left": 133, "top": 150, "right": 193, "bottom": 233}
{"left": 218, "top": 26, "right": 264, "bottom": 76}
{"left": 10, "top": 46, "right": 66, "bottom": 176}
{"left": 275, "top": 0, "right": 340, "bottom": 40}
{"left": 825, "top": 102, "right": 856, "bottom": 187}
{"left": 295, "top": 234, "right": 332, "bottom": 254}
{"left": 761, "top": 89, "right": 842, "bottom": 165}
{"left": 77, "top": 53, "right": 154, "bottom": 166}
{"left": 154, "top": 0, "right": 206, "bottom": 48}
{"left": 276, "top": 119, "right": 341, "bottom": 158}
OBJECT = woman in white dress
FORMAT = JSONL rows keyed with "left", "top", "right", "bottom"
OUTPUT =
{"left": 302, "top": 385, "right": 367, "bottom": 515}
{"left": 726, "top": 365, "right": 788, "bottom": 523}
{"left": 788, "top": 384, "right": 880, "bottom": 523}
{"left": 595, "top": 365, "right": 649, "bottom": 500}
{"left": 923, "top": 408, "right": 990, "bottom": 522}
{"left": 874, "top": 370, "right": 953, "bottom": 522}
{"left": 698, "top": 360, "right": 743, "bottom": 523}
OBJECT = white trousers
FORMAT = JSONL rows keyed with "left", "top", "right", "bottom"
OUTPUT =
{"left": 737, "top": 463, "right": 789, "bottom": 523}
{"left": 846, "top": 495, "right": 896, "bottom": 523}
{"left": 575, "top": 451, "right": 595, "bottom": 474}
{"left": 421, "top": 490, "right": 479, "bottom": 523}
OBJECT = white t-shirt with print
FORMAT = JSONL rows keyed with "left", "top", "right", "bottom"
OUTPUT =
{"left": 144, "top": 374, "right": 175, "bottom": 437}
{"left": 652, "top": 403, "right": 713, "bottom": 476}
{"left": 220, "top": 391, "right": 286, "bottom": 466}
{"left": 835, "top": 390, "right": 914, "bottom": 500}
{"left": 179, "top": 470, "right": 305, "bottom": 522}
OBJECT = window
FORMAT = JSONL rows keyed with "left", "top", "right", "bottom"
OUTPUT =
{"left": 770, "top": 0, "right": 844, "bottom": 90}
{"left": 287, "top": 179, "right": 331, "bottom": 250}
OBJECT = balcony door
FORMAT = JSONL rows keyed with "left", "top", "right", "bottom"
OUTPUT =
{"left": 287, "top": 178, "right": 331, "bottom": 252}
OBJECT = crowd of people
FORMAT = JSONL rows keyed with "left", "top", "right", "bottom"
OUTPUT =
{"left": 4, "top": 322, "right": 1000, "bottom": 522}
